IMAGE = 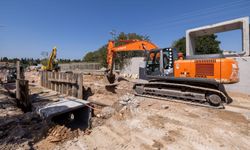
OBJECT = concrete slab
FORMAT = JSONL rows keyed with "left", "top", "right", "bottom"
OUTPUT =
{"left": 36, "top": 98, "right": 90, "bottom": 120}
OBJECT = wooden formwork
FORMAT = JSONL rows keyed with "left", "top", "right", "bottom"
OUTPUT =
{"left": 40, "top": 71, "right": 83, "bottom": 99}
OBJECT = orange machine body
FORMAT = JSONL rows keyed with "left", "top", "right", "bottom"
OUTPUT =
{"left": 174, "top": 58, "right": 239, "bottom": 83}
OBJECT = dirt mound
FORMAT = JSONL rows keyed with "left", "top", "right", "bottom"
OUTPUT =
{"left": 46, "top": 125, "right": 80, "bottom": 142}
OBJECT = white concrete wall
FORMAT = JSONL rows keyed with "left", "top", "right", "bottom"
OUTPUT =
{"left": 120, "top": 57, "right": 145, "bottom": 79}
{"left": 224, "top": 57, "right": 250, "bottom": 94}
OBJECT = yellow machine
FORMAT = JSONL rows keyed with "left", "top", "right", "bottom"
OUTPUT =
{"left": 41, "top": 47, "right": 59, "bottom": 71}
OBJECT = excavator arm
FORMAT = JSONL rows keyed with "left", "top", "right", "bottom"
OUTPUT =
{"left": 106, "top": 40, "right": 158, "bottom": 83}
{"left": 42, "top": 47, "right": 58, "bottom": 71}
{"left": 47, "top": 47, "right": 57, "bottom": 70}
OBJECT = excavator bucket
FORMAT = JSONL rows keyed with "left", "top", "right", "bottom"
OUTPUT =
{"left": 104, "top": 73, "right": 116, "bottom": 84}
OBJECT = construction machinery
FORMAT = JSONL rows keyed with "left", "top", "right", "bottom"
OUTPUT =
{"left": 41, "top": 47, "right": 59, "bottom": 71}
{"left": 106, "top": 40, "right": 239, "bottom": 108}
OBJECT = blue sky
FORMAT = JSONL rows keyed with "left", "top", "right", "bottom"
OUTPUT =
{"left": 0, "top": 0, "right": 249, "bottom": 59}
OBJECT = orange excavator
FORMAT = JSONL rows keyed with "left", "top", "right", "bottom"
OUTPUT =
{"left": 106, "top": 40, "right": 239, "bottom": 108}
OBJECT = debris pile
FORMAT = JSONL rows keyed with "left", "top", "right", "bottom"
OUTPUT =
{"left": 0, "top": 112, "right": 48, "bottom": 150}
{"left": 118, "top": 93, "right": 140, "bottom": 108}
{"left": 46, "top": 125, "right": 80, "bottom": 143}
{"left": 96, "top": 106, "right": 115, "bottom": 119}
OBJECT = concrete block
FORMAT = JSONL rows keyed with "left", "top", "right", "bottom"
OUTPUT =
{"left": 186, "top": 17, "right": 249, "bottom": 56}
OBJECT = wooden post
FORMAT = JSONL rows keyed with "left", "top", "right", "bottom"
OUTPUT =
{"left": 77, "top": 73, "right": 83, "bottom": 99}
{"left": 16, "top": 61, "right": 21, "bottom": 100}
{"left": 19, "top": 79, "right": 31, "bottom": 112}
{"left": 46, "top": 71, "right": 49, "bottom": 88}
{"left": 58, "top": 73, "right": 61, "bottom": 93}
{"left": 62, "top": 73, "right": 65, "bottom": 94}
{"left": 40, "top": 71, "right": 43, "bottom": 87}
{"left": 15, "top": 61, "right": 31, "bottom": 112}
{"left": 52, "top": 72, "right": 55, "bottom": 90}
{"left": 72, "top": 74, "right": 77, "bottom": 97}
{"left": 55, "top": 72, "right": 58, "bottom": 92}
{"left": 66, "top": 73, "right": 70, "bottom": 95}
{"left": 49, "top": 72, "right": 53, "bottom": 90}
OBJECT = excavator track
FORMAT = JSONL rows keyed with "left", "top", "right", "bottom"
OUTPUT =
{"left": 133, "top": 78, "right": 231, "bottom": 109}
{"left": 135, "top": 94, "right": 224, "bottom": 109}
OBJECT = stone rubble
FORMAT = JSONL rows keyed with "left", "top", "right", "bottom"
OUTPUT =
{"left": 118, "top": 93, "right": 140, "bottom": 108}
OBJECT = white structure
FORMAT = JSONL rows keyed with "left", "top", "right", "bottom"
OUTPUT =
{"left": 186, "top": 17, "right": 249, "bottom": 56}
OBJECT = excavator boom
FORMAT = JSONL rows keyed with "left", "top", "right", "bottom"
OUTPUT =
{"left": 106, "top": 40, "right": 158, "bottom": 83}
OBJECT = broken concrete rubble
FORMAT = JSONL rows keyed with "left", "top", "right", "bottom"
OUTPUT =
{"left": 118, "top": 93, "right": 140, "bottom": 108}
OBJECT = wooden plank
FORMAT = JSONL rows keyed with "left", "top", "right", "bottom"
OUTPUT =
{"left": 60, "top": 72, "right": 63, "bottom": 94}
{"left": 44, "top": 71, "right": 48, "bottom": 88}
{"left": 48, "top": 72, "right": 51, "bottom": 89}
{"left": 51, "top": 72, "right": 55, "bottom": 91}
{"left": 16, "top": 61, "right": 20, "bottom": 100}
{"left": 72, "top": 74, "right": 77, "bottom": 97}
{"left": 54, "top": 72, "right": 58, "bottom": 92}
{"left": 62, "top": 73, "right": 66, "bottom": 94}
{"left": 56, "top": 73, "right": 58, "bottom": 92}
{"left": 77, "top": 73, "right": 83, "bottom": 99}
{"left": 58, "top": 73, "right": 61, "bottom": 94}
{"left": 49, "top": 72, "right": 53, "bottom": 90}
{"left": 48, "top": 79, "right": 76, "bottom": 84}
{"left": 66, "top": 73, "right": 70, "bottom": 95}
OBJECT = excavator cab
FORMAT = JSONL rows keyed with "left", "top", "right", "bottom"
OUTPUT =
{"left": 146, "top": 48, "right": 178, "bottom": 77}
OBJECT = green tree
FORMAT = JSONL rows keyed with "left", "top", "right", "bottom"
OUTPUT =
{"left": 2, "top": 57, "right": 8, "bottom": 62}
{"left": 83, "top": 32, "right": 150, "bottom": 68}
{"left": 172, "top": 34, "right": 221, "bottom": 56}
{"left": 172, "top": 37, "right": 186, "bottom": 55}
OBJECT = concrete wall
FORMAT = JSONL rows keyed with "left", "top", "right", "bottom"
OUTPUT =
{"left": 120, "top": 57, "right": 145, "bottom": 79}
{"left": 59, "top": 62, "right": 101, "bottom": 72}
{"left": 224, "top": 57, "right": 250, "bottom": 94}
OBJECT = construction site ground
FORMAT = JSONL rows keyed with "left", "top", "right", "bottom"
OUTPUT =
{"left": 0, "top": 71, "right": 249, "bottom": 150}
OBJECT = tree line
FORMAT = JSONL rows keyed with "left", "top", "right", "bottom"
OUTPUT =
{"left": 0, "top": 57, "right": 81, "bottom": 67}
